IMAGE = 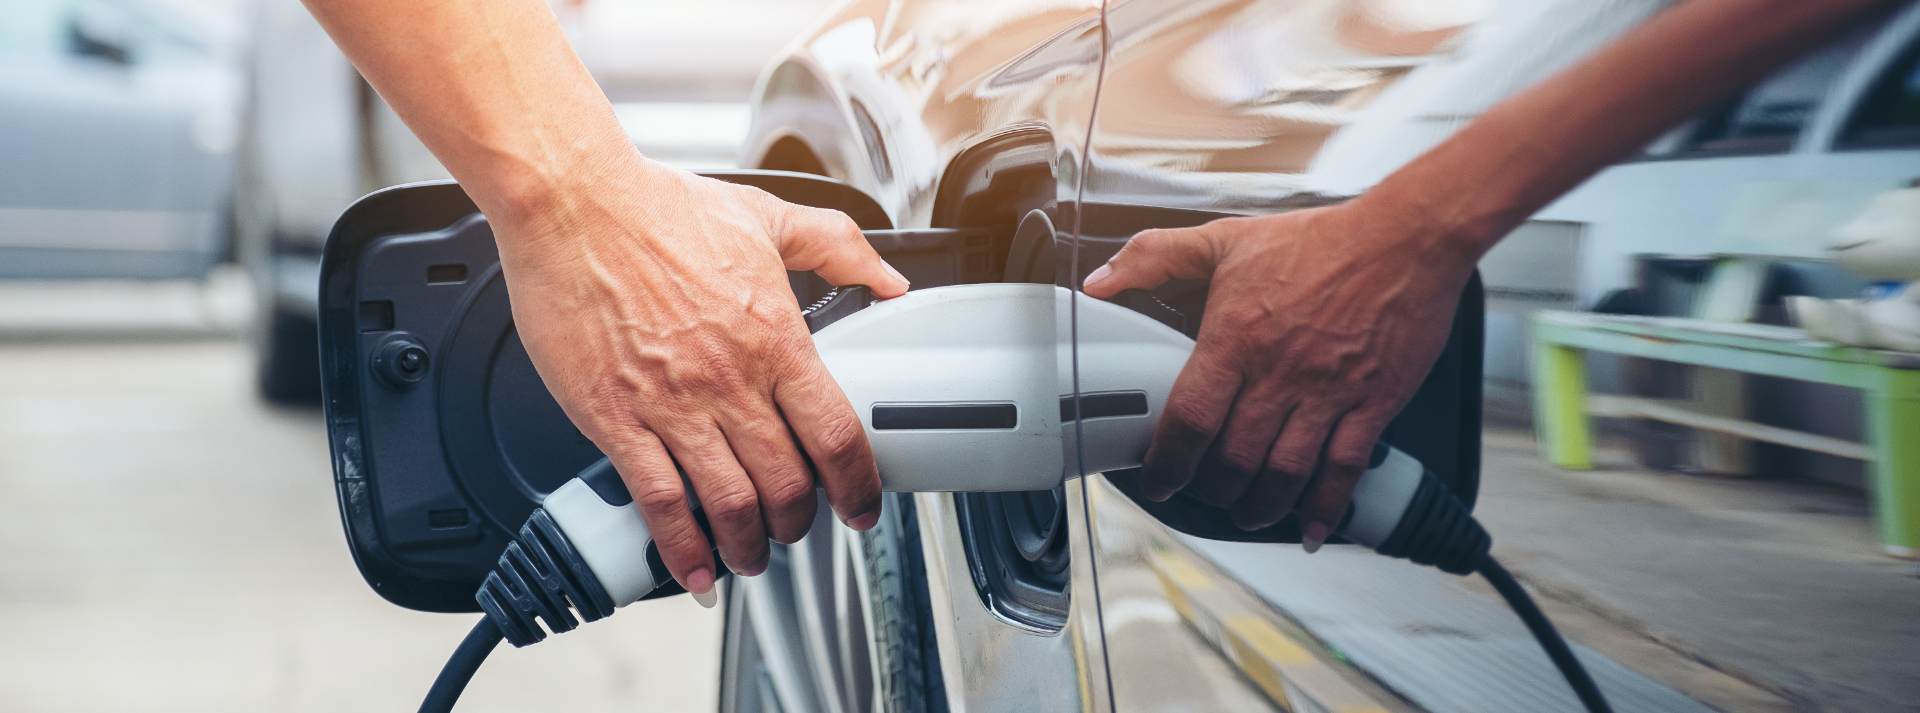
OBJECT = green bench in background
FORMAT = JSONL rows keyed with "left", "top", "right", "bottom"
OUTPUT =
{"left": 1532, "top": 311, "right": 1920, "bottom": 557}
{"left": 1528, "top": 179, "right": 1920, "bottom": 557}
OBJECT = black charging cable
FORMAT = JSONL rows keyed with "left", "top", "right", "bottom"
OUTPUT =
{"left": 1364, "top": 457, "right": 1613, "bottom": 713}
{"left": 1478, "top": 555, "right": 1612, "bottom": 713}
{"left": 420, "top": 619, "right": 502, "bottom": 713}
{"left": 417, "top": 504, "right": 617, "bottom": 713}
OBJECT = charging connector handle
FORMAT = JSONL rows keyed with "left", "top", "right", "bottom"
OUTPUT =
{"left": 420, "top": 283, "right": 1609, "bottom": 713}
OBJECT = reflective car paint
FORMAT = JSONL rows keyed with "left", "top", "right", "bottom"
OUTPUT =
{"left": 744, "top": 3, "right": 1113, "bottom": 711}
{"left": 738, "top": 0, "right": 1556, "bottom": 710}
{"left": 739, "top": 1, "right": 1459, "bottom": 711}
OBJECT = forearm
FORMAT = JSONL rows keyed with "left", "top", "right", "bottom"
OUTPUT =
{"left": 298, "top": 0, "right": 643, "bottom": 232}
{"left": 1364, "top": 0, "right": 1901, "bottom": 264}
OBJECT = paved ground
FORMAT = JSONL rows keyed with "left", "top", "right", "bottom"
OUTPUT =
{"left": 0, "top": 326, "right": 721, "bottom": 712}
{"left": 1195, "top": 426, "right": 1920, "bottom": 713}
{"left": 1472, "top": 426, "right": 1920, "bottom": 712}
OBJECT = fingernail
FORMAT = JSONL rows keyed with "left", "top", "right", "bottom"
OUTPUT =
{"left": 1084, "top": 263, "right": 1113, "bottom": 287}
{"left": 1302, "top": 522, "right": 1329, "bottom": 555}
{"left": 881, "top": 260, "right": 908, "bottom": 287}
{"left": 728, "top": 559, "right": 767, "bottom": 577}
{"left": 685, "top": 566, "right": 715, "bottom": 595}
{"left": 1144, "top": 485, "right": 1174, "bottom": 502}
{"left": 845, "top": 510, "right": 880, "bottom": 531}
{"left": 691, "top": 586, "right": 718, "bottom": 609}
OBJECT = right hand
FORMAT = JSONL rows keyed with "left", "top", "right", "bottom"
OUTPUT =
{"left": 494, "top": 161, "right": 909, "bottom": 596}
{"left": 1082, "top": 202, "right": 1473, "bottom": 548}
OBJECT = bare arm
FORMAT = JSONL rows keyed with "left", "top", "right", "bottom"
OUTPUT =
{"left": 301, "top": 0, "right": 910, "bottom": 595}
{"left": 1084, "top": 0, "right": 1901, "bottom": 547}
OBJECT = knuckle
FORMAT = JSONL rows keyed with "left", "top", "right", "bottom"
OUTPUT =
{"left": 1216, "top": 441, "right": 1266, "bottom": 477}
{"left": 1123, "top": 228, "right": 1159, "bottom": 247}
{"left": 1131, "top": 227, "right": 1177, "bottom": 248}
{"left": 1264, "top": 449, "right": 1317, "bottom": 478}
{"left": 704, "top": 487, "right": 762, "bottom": 532}
{"left": 633, "top": 478, "right": 689, "bottom": 515}
{"left": 652, "top": 528, "right": 711, "bottom": 567}
{"left": 1324, "top": 449, "right": 1370, "bottom": 476}
{"left": 812, "top": 408, "right": 869, "bottom": 471}
{"left": 1160, "top": 399, "right": 1218, "bottom": 439}
{"left": 818, "top": 209, "right": 861, "bottom": 238}
{"left": 760, "top": 471, "right": 816, "bottom": 514}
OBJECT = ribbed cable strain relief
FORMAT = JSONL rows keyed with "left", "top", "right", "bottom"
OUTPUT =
{"left": 1373, "top": 469, "right": 1491, "bottom": 575}
{"left": 475, "top": 508, "right": 618, "bottom": 647}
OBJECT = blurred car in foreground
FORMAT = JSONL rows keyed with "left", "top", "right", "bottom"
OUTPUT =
{"left": 0, "top": 0, "right": 238, "bottom": 280}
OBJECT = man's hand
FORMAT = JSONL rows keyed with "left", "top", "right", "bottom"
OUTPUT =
{"left": 1076, "top": 0, "right": 1896, "bottom": 551}
{"left": 299, "top": 0, "right": 919, "bottom": 598}
{"left": 1082, "top": 202, "right": 1473, "bottom": 549}
{"left": 496, "top": 162, "right": 908, "bottom": 595}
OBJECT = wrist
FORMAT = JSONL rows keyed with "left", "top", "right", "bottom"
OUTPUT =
{"left": 480, "top": 134, "right": 667, "bottom": 243}
{"left": 1332, "top": 190, "right": 1490, "bottom": 278}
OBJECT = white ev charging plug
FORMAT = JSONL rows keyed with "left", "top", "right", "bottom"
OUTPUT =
{"left": 439, "top": 284, "right": 1610, "bottom": 713}
{"left": 499, "top": 285, "right": 1464, "bottom": 637}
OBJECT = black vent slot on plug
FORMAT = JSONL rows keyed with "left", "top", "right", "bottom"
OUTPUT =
{"left": 873, "top": 404, "right": 1017, "bottom": 430}
{"left": 1060, "top": 391, "right": 1149, "bottom": 422}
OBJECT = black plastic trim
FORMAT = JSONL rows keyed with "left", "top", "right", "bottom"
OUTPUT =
{"left": 579, "top": 458, "right": 632, "bottom": 507}
{"left": 1060, "top": 391, "right": 1148, "bottom": 422}
{"left": 872, "top": 404, "right": 1018, "bottom": 430}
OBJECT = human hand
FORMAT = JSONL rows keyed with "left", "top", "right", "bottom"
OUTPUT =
{"left": 1081, "top": 201, "right": 1476, "bottom": 550}
{"left": 494, "top": 161, "right": 909, "bottom": 595}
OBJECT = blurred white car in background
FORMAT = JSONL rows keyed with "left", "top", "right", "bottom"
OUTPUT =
{"left": 0, "top": 0, "right": 239, "bottom": 280}
{"left": 233, "top": 0, "right": 830, "bottom": 401}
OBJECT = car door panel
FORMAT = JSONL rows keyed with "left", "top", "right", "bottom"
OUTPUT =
{"left": 744, "top": 2, "right": 1112, "bottom": 711}
{"left": 1069, "top": 2, "right": 1489, "bottom": 710}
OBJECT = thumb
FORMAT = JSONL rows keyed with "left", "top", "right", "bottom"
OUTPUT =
{"left": 771, "top": 204, "right": 910, "bottom": 299}
{"left": 1082, "top": 225, "right": 1223, "bottom": 299}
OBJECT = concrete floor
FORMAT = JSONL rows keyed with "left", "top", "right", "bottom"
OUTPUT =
{"left": 1474, "top": 426, "right": 1920, "bottom": 712}
{"left": 0, "top": 335, "right": 721, "bottom": 712}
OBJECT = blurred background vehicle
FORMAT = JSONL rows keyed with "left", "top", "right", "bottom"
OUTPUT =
{"left": 232, "top": 0, "right": 835, "bottom": 401}
{"left": 0, "top": 0, "right": 240, "bottom": 280}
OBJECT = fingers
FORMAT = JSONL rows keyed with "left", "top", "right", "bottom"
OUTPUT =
{"left": 1292, "top": 415, "right": 1383, "bottom": 550}
{"left": 717, "top": 404, "right": 819, "bottom": 546}
{"left": 1139, "top": 347, "right": 1242, "bottom": 502}
{"left": 771, "top": 204, "right": 910, "bottom": 299}
{"left": 1082, "top": 224, "right": 1227, "bottom": 299}
{"left": 605, "top": 431, "right": 720, "bottom": 595}
{"left": 774, "top": 358, "right": 882, "bottom": 531}
{"left": 1187, "top": 393, "right": 1293, "bottom": 507}
{"left": 1233, "top": 405, "right": 1342, "bottom": 529}
{"left": 653, "top": 424, "right": 772, "bottom": 580}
